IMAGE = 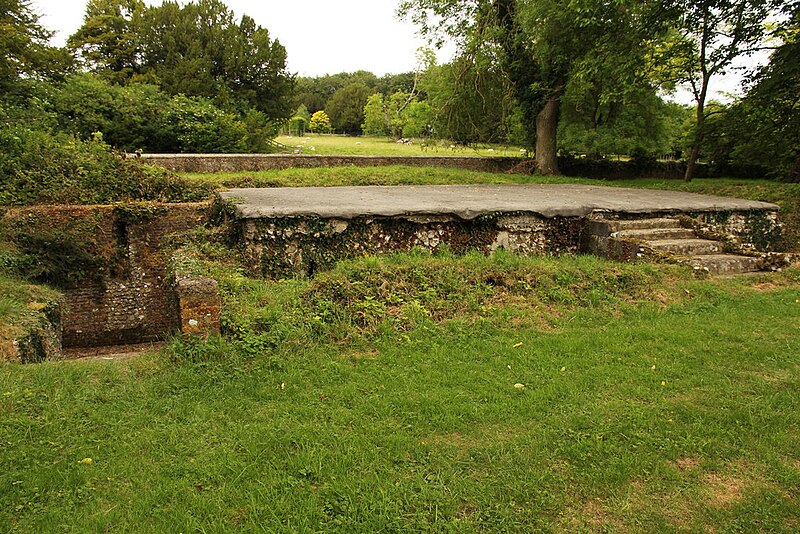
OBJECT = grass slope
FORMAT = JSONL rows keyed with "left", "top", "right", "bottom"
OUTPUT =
{"left": 1, "top": 254, "right": 799, "bottom": 531}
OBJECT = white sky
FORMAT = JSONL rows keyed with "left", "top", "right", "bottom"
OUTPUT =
{"left": 31, "top": 0, "right": 454, "bottom": 77}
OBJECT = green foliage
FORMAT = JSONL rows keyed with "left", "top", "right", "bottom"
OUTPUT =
{"left": 49, "top": 74, "right": 279, "bottom": 153}
{"left": 325, "top": 83, "right": 374, "bottom": 135}
{"left": 362, "top": 92, "right": 436, "bottom": 139}
{"left": 0, "top": 125, "right": 211, "bottom": 205}
{"left": 68, "top": 0, "right": 294, "bottom": 120}
{"left": 402, "top": 0, "right": 673, "bottom": 171}
{"left": 422, "top": 56, "right": 514, "bottom": 144}
{"left": 402, "top": 100, "right": 435, "bottom": 138}
{"left": 361, "top": 94, "right": 389, "bottom": 136}
{"left": 293, "top": 71, "right": 381, "bottom": 114}
{"left": 67, "top": 0, "right": 144, "bottom": 84}
{"left": 308, "top": 111, "right": 332, "bottom": 134}
{"left": 0, "top": 0, "right": 73, "bottom": 98}
{"left": 558, "top": 87, "right": 689, "bottom": 157}
{"left": 155, "top": 95, "right": 247, "bottom": 153}
{"left": 654, "top": 0, "right": 784, "bottom": 180}
{"left": 720, "top": 12, "right": 800, "bottom": 182}
{"left": 286, "top": 105, "right": 311, "bottom": 136}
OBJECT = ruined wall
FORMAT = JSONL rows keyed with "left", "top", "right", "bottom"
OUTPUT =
{"left": 140, "top": 154, "right": 521, "bottom": 174}
{"left": 2, "top": 204, "right": 209, "bottom": 348}
{"left": 235, "top": 213, "right": 584, "bottom": 278}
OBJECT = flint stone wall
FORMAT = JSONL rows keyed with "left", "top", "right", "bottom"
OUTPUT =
{"left": 140, "top": 154, "right": 522, "bottom": 174}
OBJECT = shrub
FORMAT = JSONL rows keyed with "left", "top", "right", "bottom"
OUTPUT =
{"left": 0, "top": 125, "right": 212, "bottom": 205}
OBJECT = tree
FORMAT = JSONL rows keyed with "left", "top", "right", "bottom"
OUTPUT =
{"left": 69, "top": 0, "right": 294, "bottom": 119}
{"left": 362, "top": 93, "right": 389, "bottom": 136}
{"left": 712, "top": 6, "right": 800, "bottom": 181}
{"left": 157, "top": 94, "right": 246, "bottom": 153}
{"left": 326, "top": 83, "right": 374, "bottom": 135}
{"left": 400, "top": 0, "right": 667, "bottom": 174}
{"left": 655, "top": 0, "right": 784, "bottom": 181}
{"left": 67, "top": 0, "right": 144, "bottom": 84}
{"left": 309, "top": 110, "right": 331, "bottom": 133}
{"left": 287, "top": 104, "right": 311, "bottom": 136}
{"left": 0, "top": 0, "right": 73, "bottom": 98}
{"left": 421, "top": 54, "right": 514, "bottom": 144}
{"left": 402, "top": 100, "right": 435, "bottom": 137}
{"left": 558, "top": 85, "right": 688, "bottom": 158}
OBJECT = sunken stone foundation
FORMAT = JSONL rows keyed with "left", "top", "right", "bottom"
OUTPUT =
{"left": 237, "top": 214, "right": 584, "bottom": 277}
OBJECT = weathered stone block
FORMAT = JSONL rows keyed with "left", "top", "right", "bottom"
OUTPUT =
{"left": 174, "top": 275, "right": 221, "bottom": 336}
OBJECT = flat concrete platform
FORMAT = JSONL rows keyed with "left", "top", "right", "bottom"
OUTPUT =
{"left": 220, "top": 184, "right": 778, "bottom": 220}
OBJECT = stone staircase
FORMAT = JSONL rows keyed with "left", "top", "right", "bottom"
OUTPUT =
{"left": 585, "top": 217, "right": 766, "bottom": 275}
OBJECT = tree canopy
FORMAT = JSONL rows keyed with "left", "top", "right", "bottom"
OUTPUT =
{"left": 400, "top": 0, "right": 669, "bottom": 174}
{"left": 0, "top": 0, "right": 73, "bottom": 98}
{"left": 68, "top": 0, "right": 294, "bottom": 119}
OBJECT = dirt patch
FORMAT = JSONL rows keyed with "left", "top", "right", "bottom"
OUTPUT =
{"left": 752, "top": 281, "right": 780, "bottom": 292}
{"left": 64, "top": 342, "right": 166, "bottom": 361}
{"left": 703, "top": 472, "right": 746, "bottom": 508}
{"left": 674, "top": 457, "right": 701, "bottom": 471}
{"left": 559, "top": 497, "right": 622, "bottom": 532}
{"left": 456, "top": 499, "right": 479, "bottom": 520}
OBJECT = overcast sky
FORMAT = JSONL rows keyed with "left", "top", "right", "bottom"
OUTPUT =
{"left": 32, "top": 0, "right": 454, "bottom": 77}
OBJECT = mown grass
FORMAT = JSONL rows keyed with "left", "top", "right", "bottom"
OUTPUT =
{"left": 1, "top": 251, "right": 799, "bottom": 531}
{"left": 276, "top": 134, "right": 526, "bottom": 157}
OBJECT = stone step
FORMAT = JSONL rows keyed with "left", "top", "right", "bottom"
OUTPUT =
{"left": 588, "top": 217, "right": 682, "bottom": 236}
{"left": 614, "top": 227, "right": 697, "bottom": 240}
{"left": 648, "top": 238, "right": 723, "bottom": 255}
{"left": 682, "top": 254, "right": 763, "bottom": 275}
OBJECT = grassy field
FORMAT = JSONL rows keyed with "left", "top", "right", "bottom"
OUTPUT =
{"left": 276, "top": 134, "right": 527, "bottom": 157}
{"left": 1, "top": 250, "right": 800, "bottom": 531}
{"left": 2, "top": 162, "right": 800, "bottom": 530}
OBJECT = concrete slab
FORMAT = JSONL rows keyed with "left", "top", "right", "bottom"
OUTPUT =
{"left": 220, "top": 184, "right": 778, "bottom": 220}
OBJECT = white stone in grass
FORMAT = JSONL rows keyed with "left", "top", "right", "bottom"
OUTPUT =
{"left": 514, "top": 383, "right": 525, "bottom": 389}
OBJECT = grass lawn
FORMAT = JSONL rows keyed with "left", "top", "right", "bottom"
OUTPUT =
{"left": 2, "top": 164, "right": 799, "bottom": 530}
{"left": 275, "top": 134, "right": 526, "bottom": 157}
{"left": 1, "top": 251, "right": 799, "bottom": 531}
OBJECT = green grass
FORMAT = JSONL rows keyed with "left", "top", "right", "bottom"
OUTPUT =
{"left": 276, "top": 134, "right": 526, "bottom": 157}
{"left": 2, "top": 253, "right": 799, "bottom": 531}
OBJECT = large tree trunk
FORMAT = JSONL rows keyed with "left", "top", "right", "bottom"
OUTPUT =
{"left": 684, "top": 98, "right": 706, "bottom": 182}
{"left": 535, "top": 95, "right": 561, "bottom": 175}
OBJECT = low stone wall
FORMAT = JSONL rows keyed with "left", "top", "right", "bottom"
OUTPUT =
{"left": 140, "top": 154, "right": 522, "bottom": 174}
{"left": 2, "top": 203, "right": 209, "bottom": 348}
{"left": 235, "top": 213, "right": 584, "bottom": 278}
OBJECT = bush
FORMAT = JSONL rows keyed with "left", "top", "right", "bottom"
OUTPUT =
{"left": 0, "top": 125, "right": 212, "bottom": 205}
{"left": 157, "top": 95, "right": 247, "bottom": 153}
